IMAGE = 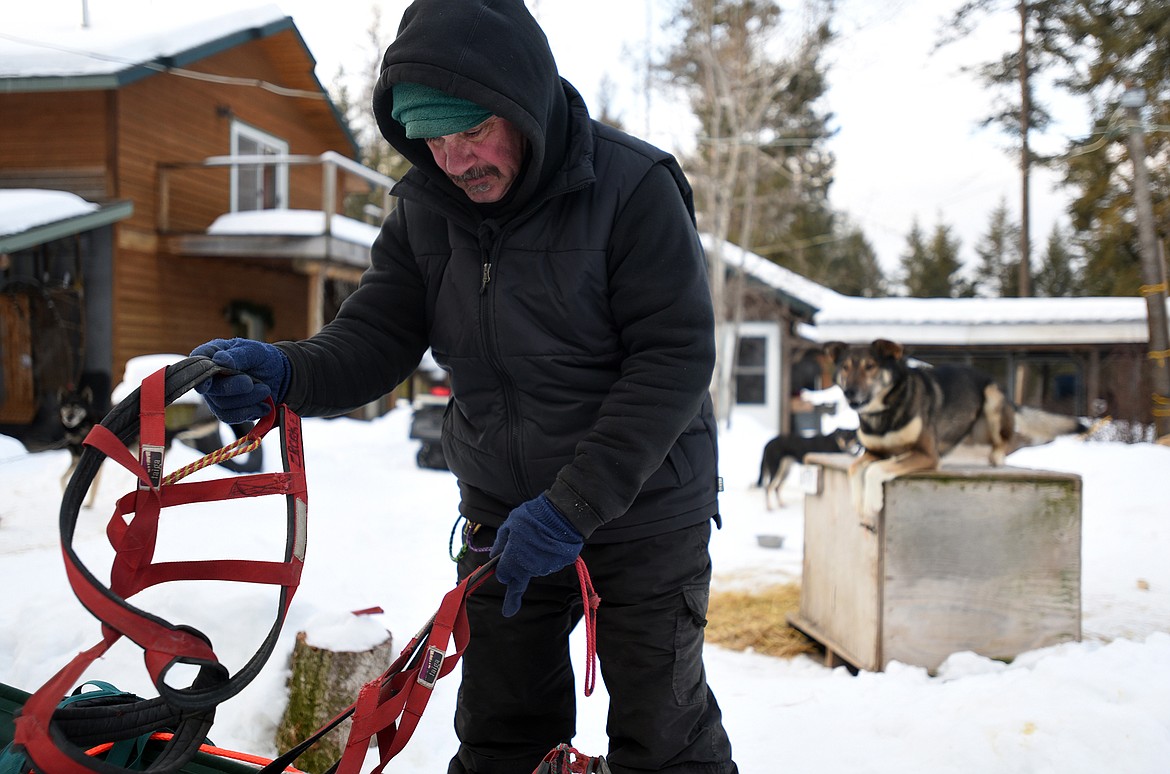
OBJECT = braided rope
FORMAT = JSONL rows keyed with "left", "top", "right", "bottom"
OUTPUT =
{"left": 448, "top": 515, "right": 492, "bottom": 561}
{"left": 161, "top": 434, "right": 261, "bottom": 487}
{"left": 574, "top": 556, "right": 600, "bottom": 698}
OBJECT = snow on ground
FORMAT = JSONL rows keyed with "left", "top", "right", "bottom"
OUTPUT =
{"left": 2, "top": 394, "right": 1169, "bottom": 772}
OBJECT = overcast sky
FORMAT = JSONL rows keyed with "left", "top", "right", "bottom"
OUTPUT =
{"left": 8, "top": 0, "right": 1091, "bottom": 276}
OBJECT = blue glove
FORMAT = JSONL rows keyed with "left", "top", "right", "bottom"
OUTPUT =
{"left": 491, "top": 494, "right": 584, "bottom": 618}
{"left": 190, "top": 338, "right": 291, "bottom": 423}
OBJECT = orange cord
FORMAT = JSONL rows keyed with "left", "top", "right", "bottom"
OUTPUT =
{"left": 161, "top": 434, "right": 261, "bottom": 486}
{"left": 84, "top": 732, "right": 306, "bottom": 773}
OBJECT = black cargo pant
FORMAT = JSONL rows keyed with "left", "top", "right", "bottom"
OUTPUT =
{"left": 448, "top": 520, "right": 738, "bottom": 774}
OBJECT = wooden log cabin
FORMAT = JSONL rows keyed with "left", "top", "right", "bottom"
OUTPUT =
{"left": 0, "top": 7, "right": 393, "bottom": 449}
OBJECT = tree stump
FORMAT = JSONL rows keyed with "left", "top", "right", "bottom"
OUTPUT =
{"left": 276, "top": 623, "right": 394, "bottom": 774}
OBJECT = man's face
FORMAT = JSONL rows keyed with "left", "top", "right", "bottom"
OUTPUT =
{"left": 424, "top": 116, "right": 527, "bottom": 204}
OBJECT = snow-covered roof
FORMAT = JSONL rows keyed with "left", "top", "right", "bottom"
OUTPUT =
{"left": 0, "top": 189, "right": 132, "bottom": 252}
{"left": 0, "top": 5, "right": 292, "bottom": 88}
{"left": 0, "top": 189, "right": 97, "bottom": 235}
{"left": 800, "top": 295, "right": 1164, "bottom": 346}
{"left": 701, "top": 234, "right": 844, "bottom": 317}
{"left": 719, "top": 237, "right": 1169, "bottom": 347}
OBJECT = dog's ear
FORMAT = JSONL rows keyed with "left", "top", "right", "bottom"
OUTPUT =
{"left": 871, "top": 339, "right": 904, "bottom": 361}
{"left": 822, "top": 341, "right": 847, "bottom": 364}
{"left": 82, "top": 386, "right": 93, "bottom": 402}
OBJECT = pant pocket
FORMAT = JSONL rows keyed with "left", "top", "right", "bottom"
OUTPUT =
{"left": 672, "top": 584, "right": 710, "bottom": 705}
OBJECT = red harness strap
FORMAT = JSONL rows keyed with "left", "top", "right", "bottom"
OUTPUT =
{"left": 256, "top": 559, "right": 495, "bottom": 774}
{"left": 259, "top": 556, "right": 602, "bottom": 774}
{"left": 13, "top": 358, "right": 308, "bottom": 774}
{"left": 534, "top": 743, "right": 611, "bottom": 774}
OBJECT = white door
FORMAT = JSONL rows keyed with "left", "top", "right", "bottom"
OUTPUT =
{"left": 731, "top": 322, "right": 780, "bottom": 430}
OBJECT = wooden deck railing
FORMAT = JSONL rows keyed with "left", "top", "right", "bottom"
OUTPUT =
{"left": 157, "top": 151, "right": 397, "bottom": 234}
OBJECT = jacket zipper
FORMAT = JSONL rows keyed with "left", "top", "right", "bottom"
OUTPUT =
{"left": 480, "top": 261, "right": 492, "bottom": 293}
{"left": 476, "top": 222, "right": 529, "bottom": 496}
{"left": 470, "top": 183, "right": 589, "bottom": 497}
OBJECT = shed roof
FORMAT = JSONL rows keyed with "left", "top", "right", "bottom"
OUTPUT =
{"left": 0, "top": 189, "right": 132, "bottom": 253}
{"left": 718, "top": 238, "right": 1168, "bottom": 347}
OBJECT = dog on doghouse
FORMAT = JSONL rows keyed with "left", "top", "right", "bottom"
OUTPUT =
{"left": 823, "top": 339, "right": 1015, "bottom": 518}
{"left": 757, "top": 428, "right": 857, "bottom": 510}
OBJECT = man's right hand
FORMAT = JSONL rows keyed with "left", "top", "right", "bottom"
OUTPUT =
{"left": 190, "top": 338, "right": 291, "bottom": 423}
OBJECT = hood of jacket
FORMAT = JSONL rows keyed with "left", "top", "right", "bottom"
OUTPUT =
{"left": 372, "top": 0, "right": 571, "bottom": 214}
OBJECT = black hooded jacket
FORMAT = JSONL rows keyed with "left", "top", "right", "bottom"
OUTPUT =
{"left": 277, "top": 0, "right": 720, "bottom": 543}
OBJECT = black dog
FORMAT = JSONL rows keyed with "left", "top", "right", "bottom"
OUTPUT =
{"left": 757, "top": 428, "right": 857, "bottom": 510}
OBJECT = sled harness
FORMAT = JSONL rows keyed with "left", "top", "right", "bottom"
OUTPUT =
{"left": 10, "top": 356, "right": 604, "bottom": 774}
{"left": 12, "top": 357, "right": 307, "bottom": 774}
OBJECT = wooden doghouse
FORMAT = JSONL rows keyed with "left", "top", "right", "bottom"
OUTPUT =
{"left": 789, "top": 453, "right": 1082, "bottom": 673}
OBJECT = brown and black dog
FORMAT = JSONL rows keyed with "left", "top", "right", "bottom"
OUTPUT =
{"left": 823, "top": 339, "right": 1014, "bottom": 518}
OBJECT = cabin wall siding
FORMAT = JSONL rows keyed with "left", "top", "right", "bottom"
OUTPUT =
{"left": 102, "top": 38, "right": 348, "bottom": 378}
{"left": 0, "top": 91, "right": 112, "bottom": 198}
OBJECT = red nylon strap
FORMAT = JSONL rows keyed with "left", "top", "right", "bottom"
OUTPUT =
{"left": 333, "top": 576, "right": 474, "bottom": 774}
{"left": 116, "top": 369, "right": 168, "bottom": 591}
{"left": 12, "top": 637, "right": 118, "bottom": 773}
{"left": 535, "top": 743, "right": 605, "bottom": 773}
{"left": 67, "top": 382, "right": 304, "bottom": 685}
{"left": 290, "top": 566, "right": 487, "bottom": 774}
{"left": 257, "top": 558, "right": 600, "bottom": 774}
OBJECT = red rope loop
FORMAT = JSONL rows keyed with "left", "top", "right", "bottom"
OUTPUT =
{"left": 574, "top": 556, "right": 600, "bottom": 697}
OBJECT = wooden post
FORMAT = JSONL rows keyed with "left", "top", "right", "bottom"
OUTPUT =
{"left": 1122, "top": 87, "right": 1170, "bottom": 438}
{"left": 321, "top": 158, "right": 337, "bottom": 238}
{"left": 276, "top": 628, "right": 394, "bottom": 773}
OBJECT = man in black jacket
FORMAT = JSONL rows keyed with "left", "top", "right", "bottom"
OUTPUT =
{"left": 192, "top": 1, "right": 737, "bottom": 772}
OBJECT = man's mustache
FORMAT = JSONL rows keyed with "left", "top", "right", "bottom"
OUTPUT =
{"left": 450, "top": 166, "right": 499, "bottom": 184}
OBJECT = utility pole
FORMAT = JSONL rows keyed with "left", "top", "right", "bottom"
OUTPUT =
{"left": 1121, "top": 87, "right": 1170, "bottom": 439}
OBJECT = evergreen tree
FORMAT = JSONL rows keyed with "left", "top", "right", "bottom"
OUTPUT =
{"left": 1034, "top": 223, "right": 1083, "bottom": 296}
{"left": 900, "top": 219, "right": 964, "bottom": 298}
{"left": 939, "top": 1, "right": 1070, "bottom": 297}
{"left": 898, "top": 221, "right": 929, "bottom": 297}
{"left": 972, "top": 198, "right": 1022, "bottom": 297}
{"left": 1057, "top": 1, "right": 1170, "bottom": 297}
{"left": 820, "top": 220, "right": 887, "bottom": 297}
{"left": 944, "top": 1, "right": 1170, "bottom": 299}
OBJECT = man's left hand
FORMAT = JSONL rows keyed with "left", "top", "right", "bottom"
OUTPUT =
{"left": 491, "top": 494, "right": 583, "bottom": 617}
